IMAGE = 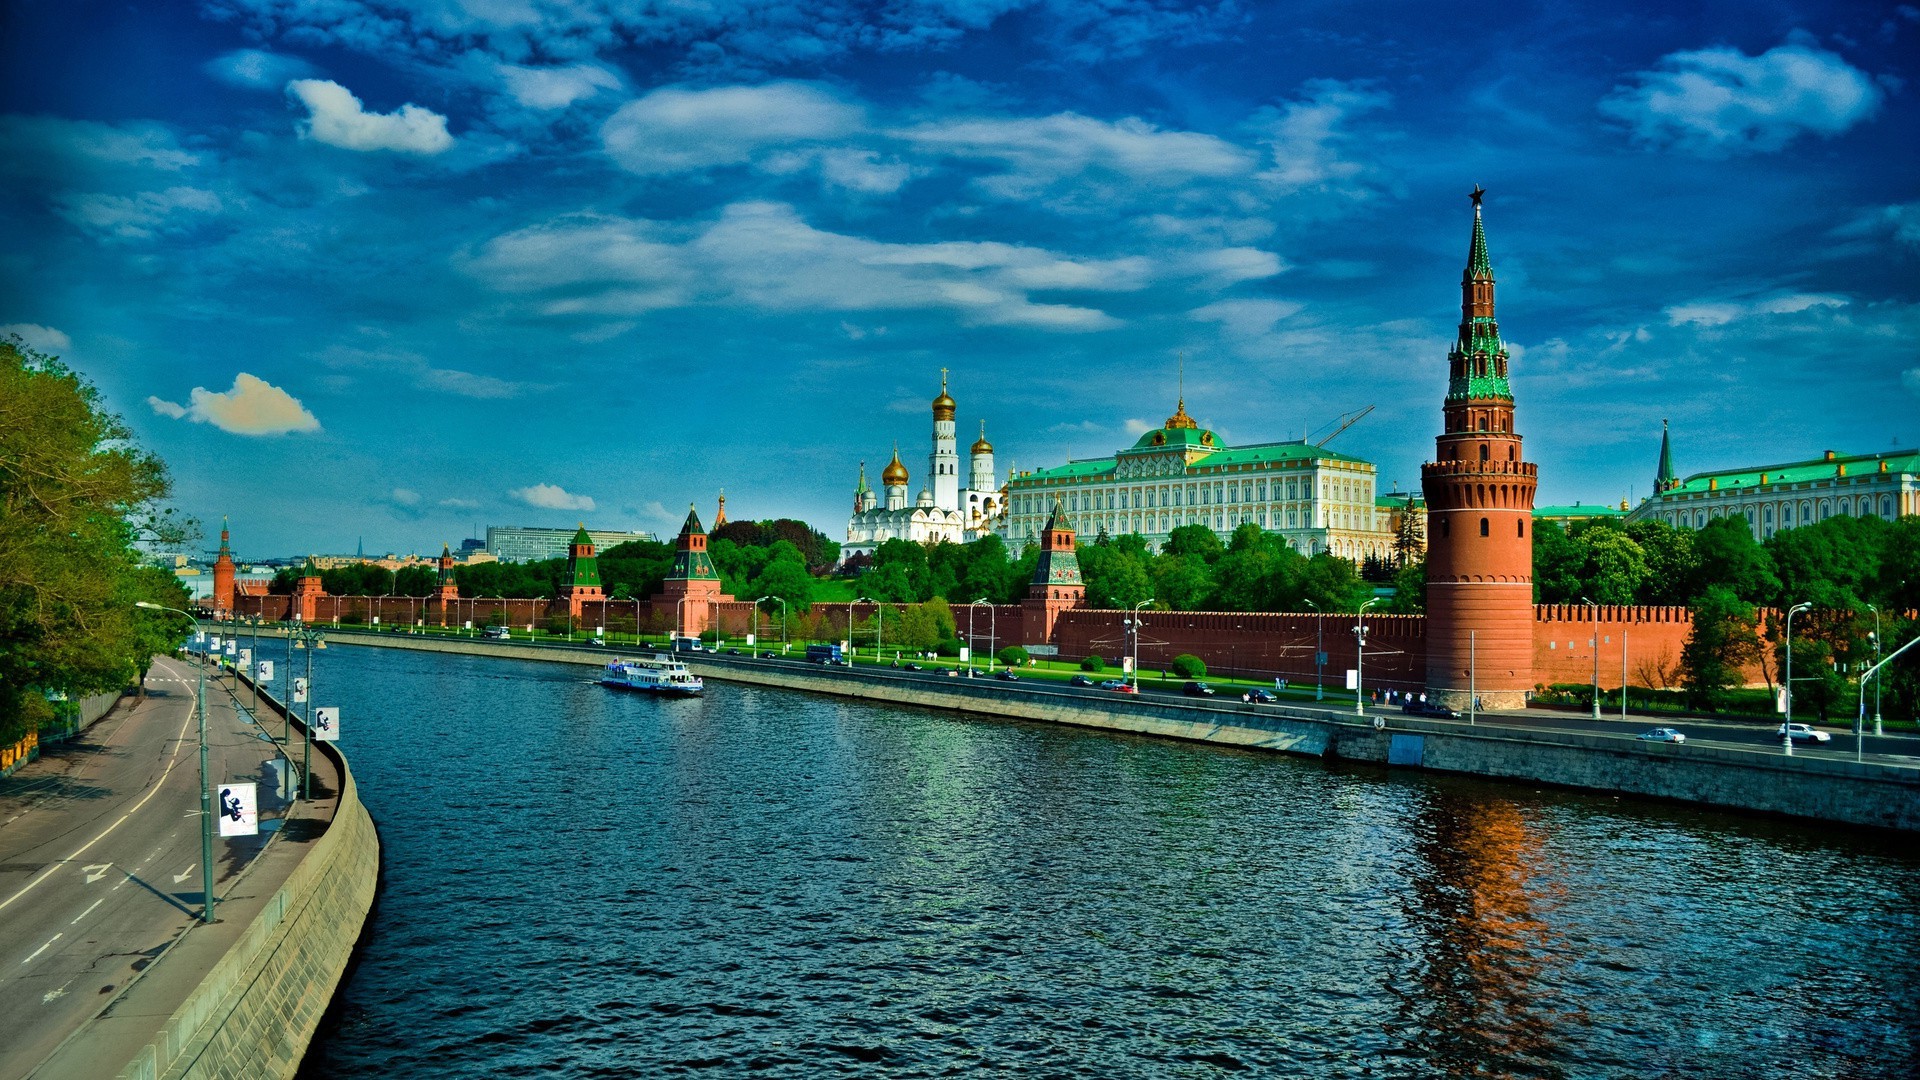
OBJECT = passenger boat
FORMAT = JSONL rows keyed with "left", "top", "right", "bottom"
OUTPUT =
{"left": 599, "top": 655, "right": 704, "bottom": 696}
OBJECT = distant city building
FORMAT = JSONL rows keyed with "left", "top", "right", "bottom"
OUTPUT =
{"left": 998, "top": 396, "right": 1398, "bottom": 561}
{"left": 485, "top": 525, "right": 656, "bottom": 563}
{"left": 1627, "top": 424, "right": 1919, "bottom": 540}
{"left": 844, "top": 372, "right": 1003, "bottom": 562}
{"left": 459, "top": 538, "right": 486, "bottom": 554}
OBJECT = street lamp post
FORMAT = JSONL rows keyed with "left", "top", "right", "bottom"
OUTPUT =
{"left": 1869, "top": 604, "right": 1883, "bottom": 736}
{"left": 135, "top": 602, "right": 217, "bottom": 924}
{"left": 1354, "top": 597, "right": 1380, "bottom": 716}
{"left": 850, "top": 597, "right": 873, "bottom": 660}
{"left": 967, "top": 599, "right": 995, "bottom": 675}
{"left": 756, "top": 595, "right": 789, "bottom": 651}
{"left": 1858, "top": 632, "right": 1920, "bottom": 762}
{"left": 1581, "top": 597, "right": 1602, "bottom": 720}
{"left": 1784, "top": 602, "right": 1812, "bottom": 756}
{"left": 1304, "top": 599, "right": 1324, "bottom": 701}
{"left": 1129, "top": 599, "right": 1151, "bottom": 691}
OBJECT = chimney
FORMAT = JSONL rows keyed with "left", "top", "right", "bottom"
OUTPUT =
{"left": 1824, "top": 450, "right": 1837, "bottom": 461}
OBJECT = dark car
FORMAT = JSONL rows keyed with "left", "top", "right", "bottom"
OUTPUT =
{"left": 760, "top": 651, "right": 777, "bottom": 658}
{"left": 727, "top": 648, "right": 741, "bottom": 655}
{"left": 1402, "top": 700, "right": 1460, "bottom": 720}
{"left": 1183, "top": 681, "right": 1216, "bottom": 697}
{"left": 905, "top": 663, "right": 923, "bottom": 671}
{"left": 1070, "top": 674, "right": 1094, "bottom": 687}
{"left": 995, "top": 669, "right": 1020, "bottom": 681}
{"left": 1242, "top": 688, "right": 1276, "bottom": 704}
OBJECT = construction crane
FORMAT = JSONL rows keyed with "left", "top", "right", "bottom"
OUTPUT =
{"left": 1311, "top": 404, "right": 1375, "bottom": 447}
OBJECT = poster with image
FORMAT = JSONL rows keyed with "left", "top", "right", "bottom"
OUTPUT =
{"left": 218, "top": 782, "right": 258, "bottom": 837}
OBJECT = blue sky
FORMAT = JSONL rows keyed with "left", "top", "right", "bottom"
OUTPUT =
{"left": 3, "top": 0, "right": 1915, "bottom": 557}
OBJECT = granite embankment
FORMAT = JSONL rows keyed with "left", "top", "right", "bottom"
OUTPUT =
{"left": 282, "top": 629, "right": 1920, "bottom": 831}
{"left": 33, "top": 673, "right": 380, "bottom": 1080}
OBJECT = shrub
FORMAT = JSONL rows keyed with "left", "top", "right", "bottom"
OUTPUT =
{"left": 936, "top": 638, "right": 962, "bottom": 657}
{"left": 1080, "top": 654, "right": 1106, "bottom": 672}
{"left": 339, "top": 612, "right": 366, "bottom": 626}
{"left": 1170, "top": 653, "right": 1207, "bottom": 678}
{"left": 996, "top": 645, "right": 1029, "bottom": 667}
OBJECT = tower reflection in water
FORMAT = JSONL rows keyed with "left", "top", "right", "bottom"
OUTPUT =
{"left": 1389, "top": 788, "right": 1571, "bottom": 1079}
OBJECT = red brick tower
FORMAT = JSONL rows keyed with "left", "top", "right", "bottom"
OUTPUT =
{"left": 653, "top": 506, "right": 731, "bottom": 636}
{"left": 433, "top": 544, "right": 460, "bottom": 626}
{"left": 294, "top": 558, "right": 325, "bottom": 622}
{"left": 557, "top": 524, "right": 605, "bottom": 617}
{"left": 212, "top": 517, "right": 235, "bottom": 616}
{"left": 1421, "top": 188, "right": 1537, "bottom": 709}
{"left": 1022, "top": 501, "right": 1085, "bottom": 644}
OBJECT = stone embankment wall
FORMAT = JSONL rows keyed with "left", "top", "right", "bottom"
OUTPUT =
{"left": 110, "top": 688, "right": 379, "bottom": 1080}
{"left": 308, "top": 630, "right": 1920, "bottom": 831}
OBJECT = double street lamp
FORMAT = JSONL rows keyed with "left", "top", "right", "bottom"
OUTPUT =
{"left": 1581, "top": 597, "right": 1602, "bottom": 720}
{"left": 967, "top": 599, "right": 996, "bottom": 675}
{"left": 1126, "top": 599, "right": 1152, "bottom": 691}
{"left": 135, "top": 602, "right": 217, "bottom": 924}
{"left": 288, "top": 626, "right": 326, "bottom": 800}
{"left": 1304, "top": 599, "right": 1325, "bottom": 701}
{"left": 1353, "top": 597, "right": 1380, "bottom": 716}
{"left": 1784, "top": 602, "right": 1812, "bottom": 756}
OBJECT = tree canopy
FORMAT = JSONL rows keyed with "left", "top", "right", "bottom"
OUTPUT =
{"left": 1, "top": 340, "right": 192, "bottom": 742}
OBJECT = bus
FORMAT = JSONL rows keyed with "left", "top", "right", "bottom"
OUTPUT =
{"left": 805, "top": 643, "right": 844, "bottom": 665}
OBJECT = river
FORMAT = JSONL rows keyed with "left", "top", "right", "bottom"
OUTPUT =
{"left": 300, "top": 644, "right": 1920, "bottom": 1078}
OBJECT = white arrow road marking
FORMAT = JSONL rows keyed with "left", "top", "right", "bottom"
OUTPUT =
{"left": 71, "top": 898, "right": 104, "bottom": 925}
{"left": 22, "top": 934, "right": 61, "bottom": 964}
{"left": 42, "top": 982, "right": 71, "bottom": 1004}
{"left": 171, "top": 865, "right": 194, "bottom": 884}
{"left": 0, "top": 656, "right": 201, "bottom": 917}
{"left": 83, "top": 864, "right": 111, "bottom": 884}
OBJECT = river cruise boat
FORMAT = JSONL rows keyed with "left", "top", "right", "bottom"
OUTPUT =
{"left": 600, "top": 655, "right": 704, "bottom": 696}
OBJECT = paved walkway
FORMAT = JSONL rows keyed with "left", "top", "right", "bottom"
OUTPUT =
{"left": 0, "top": 656, "right": 340, "bottom": 1080}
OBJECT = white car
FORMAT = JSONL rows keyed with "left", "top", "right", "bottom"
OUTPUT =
{"left": 1637, "top": 727, "right": 1686, "bottom": 743}
{"left": 1778, "top": 723, "right": 1831, "bottom": 744}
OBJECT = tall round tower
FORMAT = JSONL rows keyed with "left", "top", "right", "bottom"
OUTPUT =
{"left": 1421, "top": 188, "right": 1537, "bottom": 709}
{"left": 929, "top": 369, "right": 960, "bottom": 512}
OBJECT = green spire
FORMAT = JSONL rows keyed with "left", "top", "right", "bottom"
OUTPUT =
{"left": 1656, "top": 419, "right": 1676, "bottom": 491}
{"left": 668, "top": 504, "right": 720, "bottom": 581}
{"left": 1447, "top": 185, "right": 1511, "bottom": 403}
{"left": 567, "top": 523, "right": 600, "bottom": 589}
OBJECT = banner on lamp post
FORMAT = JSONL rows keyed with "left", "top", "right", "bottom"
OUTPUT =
{"left": 218, "top": 782, "right": 258, "bottom": 837}
{"left": 292, "top": 677, "right": 308, "bottom": 703}
{"left": 313, "top": 707, "right": 340, "bottom": 742}
{"left": 256, "top": 660, "right": 273, "bottom": 681}
{"left": 238, "top": 648, "right": 251, "bottom": 668}
{"left": 1345, "top": 669, "right": 1359, "bottom": 690}
{"left": 223, "top": 641, "right": 236, "bottom": 657}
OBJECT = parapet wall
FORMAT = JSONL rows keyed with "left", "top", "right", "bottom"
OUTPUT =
{"left": 106, "top": 693, "right": 379, "bottom": 1080}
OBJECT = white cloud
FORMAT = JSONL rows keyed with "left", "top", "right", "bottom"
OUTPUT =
{"left": 601, "top": 82, "right": 863, "bottom": 175}
{"left": 1, "top": 323, "right": 72, "bottom": 353}
{"left": 1252, "top": 79, "right": 1392, "bottom": 196}
{"left": 1190, "top": 298, "right": 1305, "bottom": 338}
{"left": 389, "top": 488, "right": 421, "bottom": 506}
{"left": 288, "top": 79, "right": 454, "bottom": 154}
{"left": 1665, "top": 293, "right": 1849, "bottom": 326}
{"left": 1831, "top": 202, "right": 1920, "bottom": 250}
{"left": 498, "top": 62, "right": 621, "bottom": 110}
{"left": 900, "top": 111, "right": 1253, "bottom": 199}
{"left": 148, "top": 373, "right": 322, "bottom": 435}
{"left": 511, "top": 483, "right": 596, "bottom": 511}
{"left": 205, "top": 48, "right": 313, "bottom": 89}
{"left": 54, "top": 187, "right": 222, "bottom": 241}
{"left": 1599, "top": 39, "right": 1884, "bottom": 154}
{"left": 463, "top": 201, "right": 1144, "bottom": 331}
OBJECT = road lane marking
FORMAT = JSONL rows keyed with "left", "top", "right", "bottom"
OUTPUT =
{"left": 70, "top": 898, "right": 103, "bottom": 925}
{"left": 42, "top": 980, "right": 72, "bottom": 1004}
{"left": 171, "top": 865, "right": 194, "bottom": 884}
{"left": 0, "top": 657, "right": 201, "bottom": 917}
{"left": 82, "top": 864, "right": 111, "bottom": 884}
{"left": 22, "top": 935, "right": 61, "bottom": 964}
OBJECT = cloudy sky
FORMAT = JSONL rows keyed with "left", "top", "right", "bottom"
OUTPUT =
{"left": 2, "top": 1, "right": 1915, "bottom": 557}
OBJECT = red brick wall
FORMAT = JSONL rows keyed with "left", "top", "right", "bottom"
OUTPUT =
{"left": 1054, "top": 609, "right": 1431, "bottom": 694}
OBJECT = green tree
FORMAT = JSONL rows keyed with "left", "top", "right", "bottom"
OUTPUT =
{"left": 1625, "top": 518, "right": 1696, "bottom": 605}
{"left": 996, "top": 645, "right": 1029, "bottom": 667}
{"left": 1301, "top": 552, "right": 1370, "bottom": 611}
{"left": 1170, "top": 653, "right": 1207, "bottom": 678}
{"left": 1163, "top": 524, "right": 1225, "bottom": 563}
{"left": 1, "top": 340, "right": 190, "bottom": 741}
{"left": 749, "top": 543, "right": 815, "bottom": 615}
{"left": 1580, "top": 528, "right": 1649, "bottom": 606}
{"left": 1532, "top": 520, "right": 1583, "bottom": 603}
{"left": 1687, "top": 517, "right": 1775, "bottom": 604}
{"left": 1679, "top": 586, "right": 1763, "bottom": 711}
{"left": 1385, "top": 557, "right": 1426, "bottom": 614}
{"left": 1153, "top": 554, "right": 1215, "bottom": 611}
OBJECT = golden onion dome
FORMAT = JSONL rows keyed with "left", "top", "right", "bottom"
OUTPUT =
{"left": 1164, "top": 397, "right": 1199, "bottom": 430}
{"left": 971, "top": 420, "right": 992, "bottom": 455}
{"left": 932, "top": 369, "right": 956, "bottom": 421}
{"left": 882, "top": 446, "right": 909, "bottom": 486}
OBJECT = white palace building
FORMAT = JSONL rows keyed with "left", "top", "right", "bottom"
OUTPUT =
{"left": 997, "top": 396, "right": 1404, "bottom": 561}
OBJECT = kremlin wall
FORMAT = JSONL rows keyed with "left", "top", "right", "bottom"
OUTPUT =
{"left": 210, "top": 195, "right": 1806, "bottom": 703}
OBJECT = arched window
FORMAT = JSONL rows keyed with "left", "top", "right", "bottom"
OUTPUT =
{"left": 1480, "top": 443, "right": 1490, "bottom": 461}
{"left": 1480, "top": 517, "right": 1489, "bottom": 537}
{"left": 1441, "top": 518, "right": 1451, "bottom": 538}
{"left": 1518, "top": 519, "right": 1526, "bottom": 538}
{"left": 1508, "top": 446, "right": 1516, "bottom": 460}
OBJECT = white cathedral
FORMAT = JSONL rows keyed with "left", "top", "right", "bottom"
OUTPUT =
{"left": 843, "top": 372, "right": 1005, "bottom": 563}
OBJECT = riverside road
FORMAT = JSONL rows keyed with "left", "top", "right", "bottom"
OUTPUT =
{"left": 0, "top": 655, "right": 290, "bottom": 1078}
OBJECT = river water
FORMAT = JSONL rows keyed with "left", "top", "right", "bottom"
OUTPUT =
{"left": 300, "top": 645, "right": 1920, "bottom": 1078}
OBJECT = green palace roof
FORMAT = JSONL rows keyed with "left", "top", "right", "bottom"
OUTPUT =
{"left": 1376, "top": 492, "right": 1424, "bottom": 509}
{"left": 1651, "top": 449, "right": 1920, "bottom": 498}
{"left": 1015, "top": 439, "right": 1370, "bottom": 485}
